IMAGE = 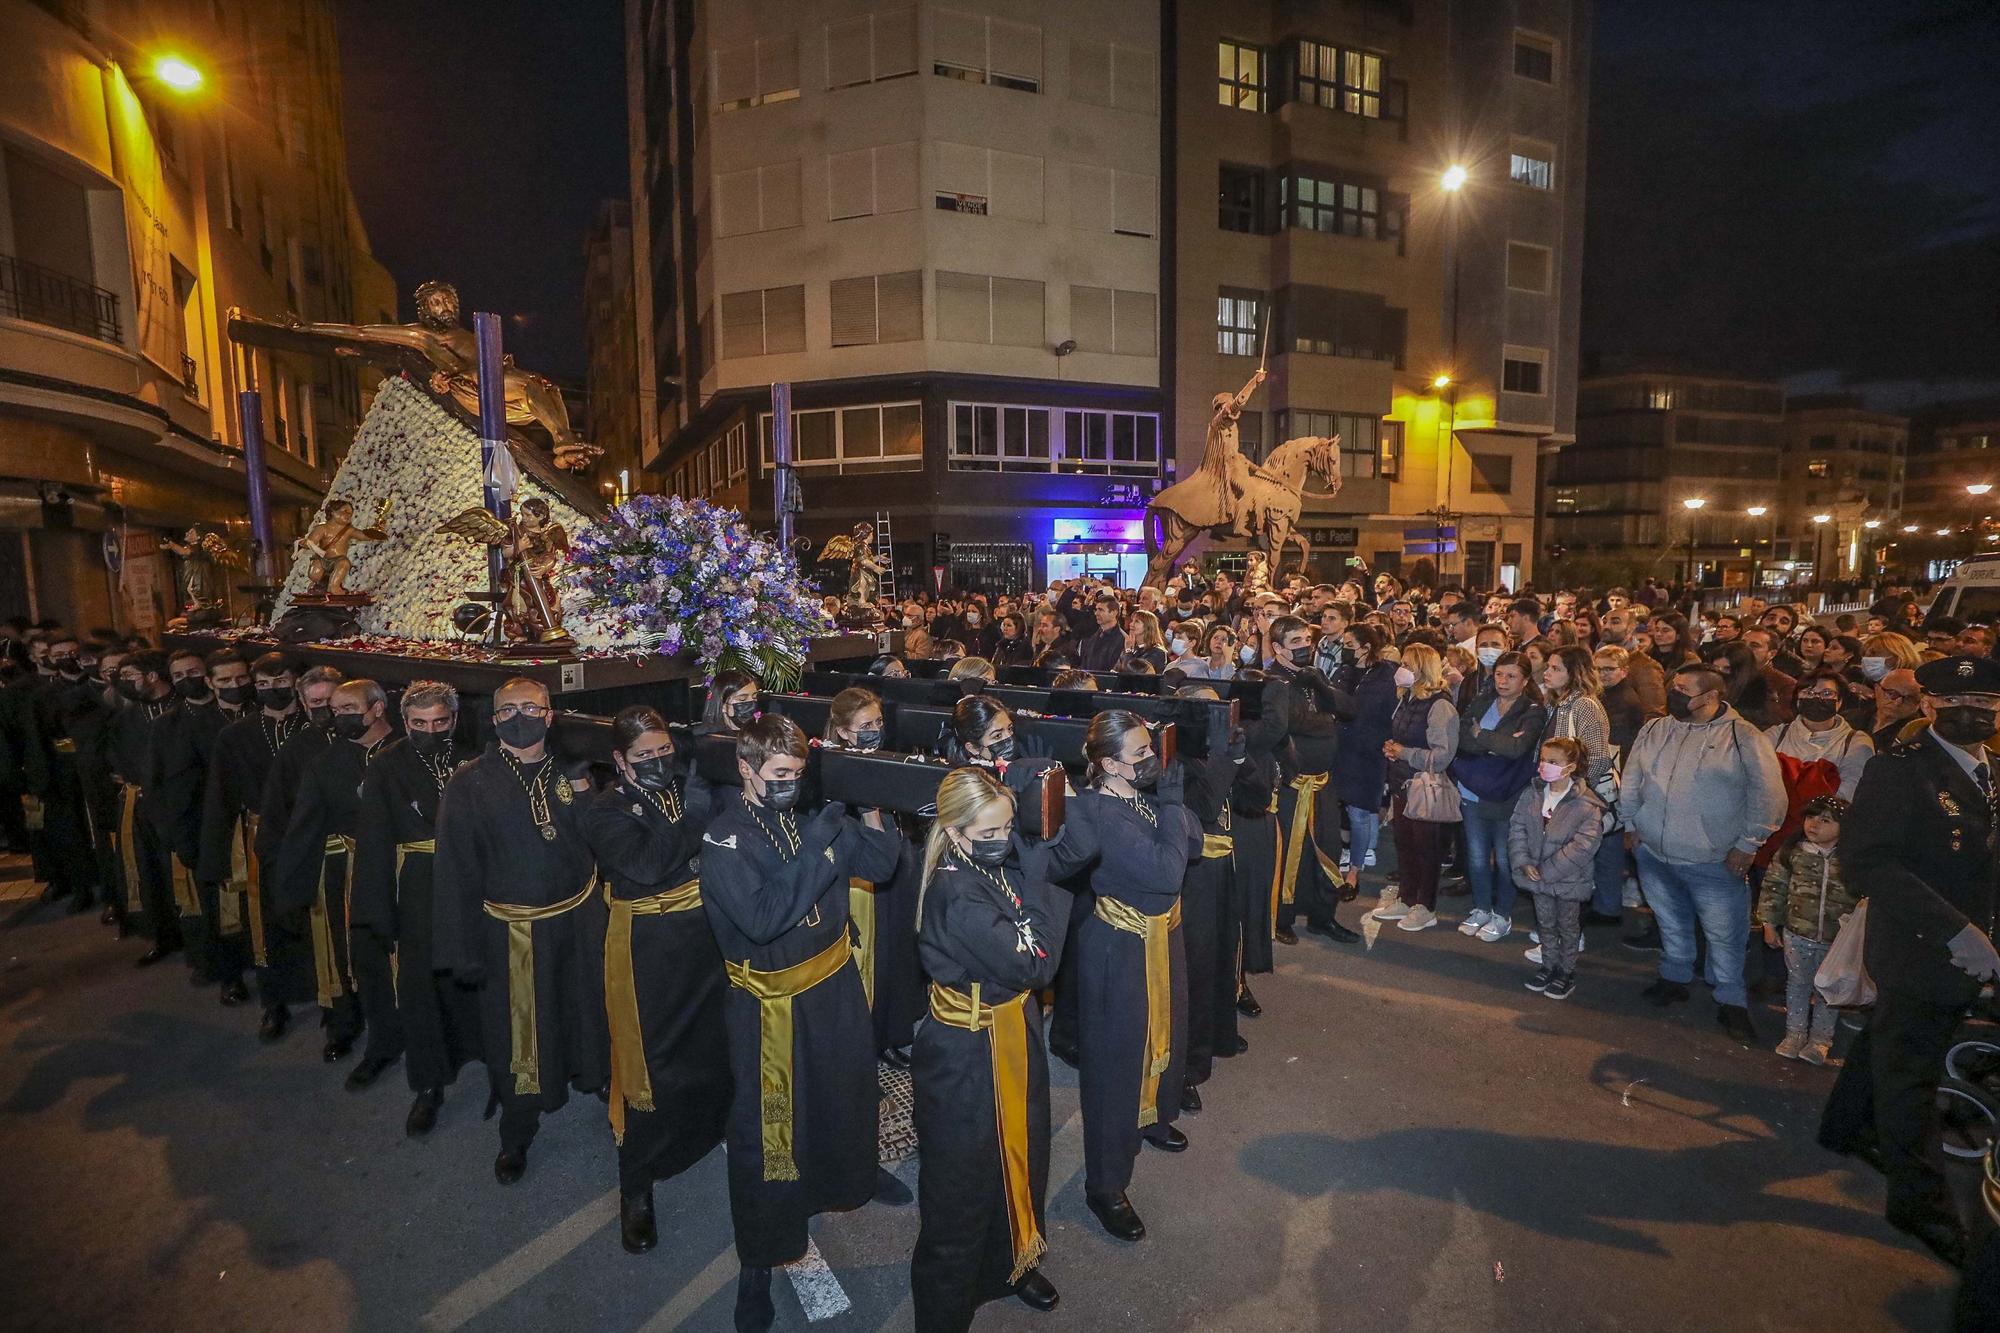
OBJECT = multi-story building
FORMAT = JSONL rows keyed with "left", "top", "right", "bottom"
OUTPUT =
{"left": 1900, "top": 401, "right": 2000, "bottom": 575}
{"left": 0, "top": 0, "right": 395, "bottom": 632}
{"left": 1549, "top": 366, "right": 1785, "bottom": 588}
{"left": 1772, "top": 394, "right": 1905, "bottom": 585}
{"left": 626, "top": 0, "right": 1589, "bottom": 592}
{"left": 583, "top": 198, "right": 644, "bottom": 502}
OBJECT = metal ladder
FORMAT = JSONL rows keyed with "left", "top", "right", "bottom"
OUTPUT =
{"left": 874, "top": 511, "right": 896, "bottom": 602}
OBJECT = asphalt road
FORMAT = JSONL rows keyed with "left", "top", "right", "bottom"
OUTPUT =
{"left": 0, "top": 871, "right": 1972, "bottom": 1333}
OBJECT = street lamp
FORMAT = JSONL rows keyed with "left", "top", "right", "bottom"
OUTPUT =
{"left": 1904, "top": 524, "right": 1920, "bottom": 533}
{"left": 1746, "top": 505, "right": 1767, "bottom": 517}
{"left": 1810, "top": 513, "right": 1832, "bottom": 587}
{"left": 1681, "top": 497, "right": 1706, "bottom": 588}
{"left": 1431, "top": 372, "right": 1452, "bottom": 390}
{"left": 154, "top": 55, "right": 204, "bottom": 93}
{"left": 1970, "top": 483, "right": 1994, "bottom": 496}
{"left": 1440, "top": 164, "right": 1469, "bottom": 193}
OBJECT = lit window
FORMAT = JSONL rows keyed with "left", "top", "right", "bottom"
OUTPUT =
{"left": 1509, "top": 148, "right": 1555, "bottom": 190}
{"left": 1217, "top": 40, "right": 1266, "bottom": 112}
{"left": 1216, "top": 288, "right": 1263, "bottom": 357}
{"left": 1295, "top": 40, "right": 1382, "bottom": 119}
{"left": 1281, "top": 170, "right": 1385, "bottom": 239}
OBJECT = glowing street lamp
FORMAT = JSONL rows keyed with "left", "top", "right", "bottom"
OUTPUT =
{"left": 1745, "top": 505, "right": 1768, "bottom": 517}
{"left": 1970, "top": 483, "right": 1994, "bottom": 496}
{"left": 1863, "top": 519, "right": 1881, "bottom": 530}
{"left": 1811, "top": 513, "right": 1832, "bottom": 524}
{"left": 1440, "top": 164, "right": 1469, "bottom": 193}
{"left": 1682, "top": 497, "right": 1706, "bottom": 511}
{"left": 154, "top": 54, "right": 204, "bottom": 92}
{"left": 1431, "top": 372, "right": 1452, "bottom": 390}
{"left": 1904, "top": 524, "right": 1920, "bottom": 533}
{"left": 1938, "top": 528, "right": 1953, "bottom": 537}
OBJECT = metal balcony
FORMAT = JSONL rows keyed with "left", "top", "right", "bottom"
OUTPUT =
{"left": 0, "top": 252, "right": 122, "bottom": 344}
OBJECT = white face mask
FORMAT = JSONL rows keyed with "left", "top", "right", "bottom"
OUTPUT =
{"left": 1238, "top": 645, "right": 1256, "bottom": 665}
{"left": 1169, "top": 637, "right": 1189, "bottom": 657}
{"left": 1475, "top": 646, "right": 1502, "bottom": 669}
{"left": 1394, "top": 666, "right": 1417, "bottom": 689}
{"left": 1860, "top": 657, "right": 1889, "bottom": 681}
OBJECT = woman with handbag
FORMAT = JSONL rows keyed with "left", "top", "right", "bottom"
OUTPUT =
{"left": 1374, "top": 644, "right": 1461, "bottom": 932}
{"left": 1540, "top": 647, "right": 1613, "bottom": 794}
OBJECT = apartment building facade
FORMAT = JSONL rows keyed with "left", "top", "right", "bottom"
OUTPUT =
{"left": 583, "top": 198, "right": 644, "bottom": 503}
{"left": 1772, "top": 394, "right": 1906, "bottom": 585}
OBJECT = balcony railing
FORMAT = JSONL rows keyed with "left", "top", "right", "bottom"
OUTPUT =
{"left": 0, "top": 252, "right": 122, "bottom": 344}
{"left": 180, "top": 353, "right": 201, "bottom": 397}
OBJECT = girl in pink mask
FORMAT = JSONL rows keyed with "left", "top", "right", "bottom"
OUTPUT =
{"left": 1508, "top": 737, "right": 1604, "bottom": 1000}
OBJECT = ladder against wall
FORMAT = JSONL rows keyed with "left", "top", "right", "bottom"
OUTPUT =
{"left": 874, "top": 511, "right": 896, "bottom": 602}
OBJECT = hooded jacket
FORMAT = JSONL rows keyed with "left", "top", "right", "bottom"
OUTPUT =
{"left": 1619, "top": 704, "right": 1786, "bottom": 866}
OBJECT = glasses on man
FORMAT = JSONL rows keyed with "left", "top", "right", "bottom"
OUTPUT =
{"left": 493, "top": 703, "right": 551, "bottom": 720}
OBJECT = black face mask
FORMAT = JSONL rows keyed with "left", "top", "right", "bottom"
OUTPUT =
{"left": 257, "top": 685, "right": 295, "bottom": 711}
{"left": 1666, "top": 691, "right": 1703, "bottom": 721}
{"left": 217, "top": 684, "right": 252, "bottom": 707}
{"left": 760, "top": 777, "right": 801, "bottom": 811}
{"left": 1795, "top": 697, "right": 1839, "bottom": 723}
{"left": 409, "top": 730, "right": 452, "bottom": 758}
{"left": 984, "top": 735, "right": 1017, "bottom": 763}
{"left": 963, "top": 835, "right": 1011, "bottom": 867}
{"left": 495, "top": 714, "right": 549, "bottom": 749}
{"left": 1932, "top": 706, "right": 1997, "bottom": 747}
{"left": 726, "top": 701, "right": 758, "bottom": 727}
{"left": 306, "top": 704, "right": 335, "bottom": 728}
{"left": 849, "top": 727, "right": 884, "bottom": 752}
{"left": 629, "top": 754, "right": 675, "bottom": 791}
{"left": 1128, "top": 754, "right": 1162, "bottom": 790}
{"left": 1289, "top": 645, "right": 1314, "bottom": 668}
{"left": 331, "top": 713, "right": 372, "bottom": 741}
{"left": 116, "top": 679, "right": 148, "bottom": 702}
{"left": 173, "top": 677, "right": 210, "bottom": 702}
{"left": 52, "top": 657, "right": 78, "bottom": 677}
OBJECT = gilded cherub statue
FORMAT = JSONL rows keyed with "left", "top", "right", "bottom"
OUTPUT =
{"left": 294, "top": 496, "right": 391, "bottom": 599}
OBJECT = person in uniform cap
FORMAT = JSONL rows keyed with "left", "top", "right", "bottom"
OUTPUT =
{"left": 1818, "top": 654, "right": 2000, "bottom": 1271}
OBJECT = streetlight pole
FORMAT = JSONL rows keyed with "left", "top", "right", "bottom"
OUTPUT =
{"left": 1681, "top": 496, "right": 1706, "bottom": 590}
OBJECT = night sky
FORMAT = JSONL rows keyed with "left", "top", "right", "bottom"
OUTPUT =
{"left": 333, "top": 0, "right": 1999, "bottom": 396}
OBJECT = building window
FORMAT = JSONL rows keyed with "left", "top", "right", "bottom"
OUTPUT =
{"left": 824, "top": 9, "right": 917, "bottom": 89}
{"left": 1502, "top": 347, "right": 1547, "bottom": 395}
{"left": 1218, "top": 164, "right": 1267, "bottom": 233}
{"left": 1071, "top": 38, "right": 1157, "bottom": 114}
{"left": 1068, "top": 164, "right": 1156, "bottom": 237}
{"left": 719, "top": 284, "right": 806, "bottom": 358}
{"left": 936, "top": 271, "right": 1045, "bottom": 347}
{"left": 1280, "top": 170, "right": 1387, "bottom": 239}
{"left": 715, "top": 36, "right": 800, "bottom": 111}
{"left": 1217, "top": 288, "right": 1263, "bottom": 357}
{"left": 828, "top": 141, "right": 919, "bottom": 220}
{"left": 716, "top": 160, "right": 802, "bottom": 236}
{"left": 1294, "top": 40, "right": 1383, "bottom": 118}
{"left": 1284, "top": 286, "right": 1405, "bottom": 365}
{"left": 1807, "top": 458, "right": 1831, "bottom": 478}
{"left": 1509, "top": 144, "right": 1555, "bottom": 190}
{"left": 935, "top": 143, "right": 1045, "bottom": 222}
{"left": 947, "top": 402, "right": 1161, "bottom": 477}
{"left": 830, "top": 271, "right": 923, "bottom": 346}
{"left": 1505, "top": 241, "right": 1552, "bottom": 293}
{"left": 1469, "top": 450, "right": 1515, "bottom": 494}
{"left": 933, "top": 10, "right": 1042, "bottom": 93}
{"left": 759, "top": 401, "right": 923, "bottom": 473}
{"left": 949, "top": 403, "right": 1052, "bottom": 471}
{"left": 1217, "top": 40, "right": 1267, "bottom": 112}
{"left": 1069, "top": 286, "right": 1157, "bottom": 356}
{"left": 1274, "top": 410, "right": 1398, "bottom": 480}
{"left": 1646, "top": 385, "right": 1675, "bottom": 410}
{"left": 725, "top": 421, "right": 748, "bottom": 480}
{"left": 1514, "top": 32, "right": 1556, "bottom": 83}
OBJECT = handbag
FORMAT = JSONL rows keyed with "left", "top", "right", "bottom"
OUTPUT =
{"left": 1813, "top": 900, "right": 1875, "bottom": 1009}
{"left": 1402, "top": 769, "right": 1462, "bottom": 823}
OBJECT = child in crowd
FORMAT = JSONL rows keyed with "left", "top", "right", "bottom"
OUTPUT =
{"left": 1508, "top": 737, "right": 1604, "bottom": 1000}
{"left": 1754, "top": 795, "right": 1857, "bottom": 1064}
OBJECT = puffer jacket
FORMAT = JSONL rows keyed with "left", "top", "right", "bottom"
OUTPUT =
{"left": 1507, "top": 780, "right": 1606, "bottom": 901}
{"left": 1754, "top": 840, "right": 1859, "bottom": 943}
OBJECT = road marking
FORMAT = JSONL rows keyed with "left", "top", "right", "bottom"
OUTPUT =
{"left": 636, "top": 1243, "right": 738, "bottom": 1332}
{"left": 417, "top": 1188, "right": 617, "bottom": 1331}
{"left": 785, "top": 1236, "right": 851, "bottom": 1321}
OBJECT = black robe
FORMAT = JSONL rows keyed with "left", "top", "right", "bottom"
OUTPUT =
{"left": 353, "top": 739, "right": 483, "bottom": 1092}
{"left": 699, "top": 797, "right": 899, "bottom": 1267}
{"left": 1179, "top": 742, "right": 1242, "bottom": 1085}
{"left": 910, "top": 844, "right": 1071, "bottom": 1333}
{"left": 582, "top": 777, "right": 731, "bottom": 1194}
{"left": 197, "top": 711, "right": 304, "bottom": 997}
{"left": 23, "top": 673, "right": 95, "bottom": 896}
{"left": 1060, "top": 781, "right": 1201, "bottom": 1199}
{"left": 271, "top": 736, "right": 386, "bottom": 1035}
{"left": 108, "top": 697, "right": 179, "bottom": 938}
{"left": 432, "top": 748, "right": 607, "bottom": 1122}
{"left": 849, "top": 814, "right": 925, "bottom": 1056}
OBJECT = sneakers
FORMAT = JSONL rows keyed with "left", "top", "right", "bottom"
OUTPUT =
{"left": 1476, "top": 915, "right": 1511, "bottom": 943}
{"left": 1363, "top": 850, "right": 1376, "bottom": 869}
{"left": 1339, "top": 850, "right": 1352, "bottom": 873}
{"left": 1775, "top": 1030, "right": 1807, "bottom": 1061}
{"left": 1799, "top": 1040, "right": 1833, "bottom": 1066}
{"left": 1542, "top": 972, "right": 1576, "bottom": 1000}
{"left": 1528, "top": 930, "right": 1540, "bottom": 944}
{"left": 1459, "top": 909, "right": 1492, "bottom": 936}
{"left": 1524, "top": 944, "right": 1543, "bottom": 965}
{"left": 1371, "top": 892, "right": 1408, "bottom": 922}
{"left": 1396, "top": 905, "right": 1438, "bottom": 931}
{"left": 1717, "top": 1004, "right": 1758, "bottom": 1046}
{"left": 1525, "top": 967, "right": 1554, "bottom": 993}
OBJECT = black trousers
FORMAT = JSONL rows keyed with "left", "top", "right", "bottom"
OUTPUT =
{"left": 350, "top": 931, "right": 405, "bottom": 1066}
{"left": 128, "top": 822, "right": 182, "bottom": 949}
{"left": 194, "top": 879, "right": 250, "bottom": 985}
{"left": 1180, "top": 853, "right": 1237, "bottom": 1085}
{"left": 1817, "top": 988, "right": 1968, "bottom": 1225}
{"left": 1048, "top": 889, "right": 1093, "bottom": 1054}
{"left": 1234, "top": 812, "right": 1276, "bottom": 975}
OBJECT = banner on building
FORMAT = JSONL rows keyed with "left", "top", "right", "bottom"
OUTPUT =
{"left": 104, "top": 66, "right": 179, "bottom": 373}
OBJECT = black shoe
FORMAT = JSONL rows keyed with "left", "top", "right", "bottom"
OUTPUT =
{"left": 1274, "top": 927, "right": 1298, "bottom": 946}
{"left": 494, "top": 1146, "right": 528, "bottom": 1185}
{"left": 1886, "top": 1209, "right": 1968, "bottom": 1270}
{"left": 1640, "top": 978, "right": 1690, "bottom": 1007}
{"left": 1543, "top": 972, "right": 1576, "bottom": 1000}
{"left": 345, "top": 1053, "right": 399, "bottom": 1091}
{"left": 1014, "top": 1267, "right": 1060, "bottom": 1312}
{"left": 1143, "top": 1125, "right": 1188, "bottom": 1153}
{"left": 735, "top": 1266, "right": 776, "bottom": 1333}
{"left": 1717, "top": 1004, "right": 1757, "bottom": 1046}
{"left": 100, "top": 904, "right": 119, "bottom": 926}
{"left": 1582, "top": 909, "right": 1623, "bottom": 927}
{"left": 218, "top": 979, "right": 250, "bottom": 1007}
{"left": 1525, "top": 967, "right": 1555, "bottom": 994}
{"left": 1048, "top": 1037, "right": 1080, "bottom": 1069}
{"left": 1218, "top": 1034, "right": 1249, "bottom": 1057}
{"left": 258, "top": 1005, "right": 290, "bottom": 1043}
{"left": 1316, "top": 921, "right": 1360, "bottom": 944}
{"left": 322, "top": 1035, "right": 355, "bottom": 1063}
{"left": 1622, "top": 921, "right": 1664, "bottom": 953}
{"left": 1180, "top": 1081, "right": 1202, "bottom": 1114}
{"left": 1236, "top": 989, "right": 1263, "bottom": 1019}
{"left": 620, "top": 1188, "right": 657, "bottom": 1254}
{"left": 878, "top": 1044, "right": 913, "bottom": 1070}
{"left": 1337, "top": 878, "right": 1359, "bottom": 903}
{"left": 873, "top": 1166, "right": 913, "bottom": 1205}
{"left": 406, "top": 1088, "right": 443, "bottom": 1137}
{"left": 134, "top": 943, "right": 181, "bottom": 968}
{"left": 1086, "top": 1191, "right": 1146, "bottom": 1242}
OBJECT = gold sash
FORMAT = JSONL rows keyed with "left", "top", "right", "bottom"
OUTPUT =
{"left": 311, "top": 835, "right": 354, "bottom": 1008}
{"left": 929, "top": 981, "right": 1044, "bottom": 1282}
{"left": 482, "top": 877, "right": 598, "bottom": 1096}
{"left": 1201, "top": 833, "right": 1234, "bottom": 858}
{"left": 724, "top": 931, "right": 854, "bottom": 1182}
{"left": 1093, "top": 895, "right": 1182, "bottom": 1128}
{"left": 170, "top": 853, "right": 201, "bottom": 918}
{"left": 1276, "top": 772, "right": 1340, "bottom": 907}
{"left": 847, "top": 877, "right": 878, "bottom": 1010}
{"left": 224, "top": 811, "right": 257, "bottom": 946}
{"left": 119, "top": 784, "right": 142, "bottom": 912}
{"left": 603, "top": 877, "right": 703, "bottom": 1144}
{"left": 21, "top": 792, "right": 43, "bottom": 832}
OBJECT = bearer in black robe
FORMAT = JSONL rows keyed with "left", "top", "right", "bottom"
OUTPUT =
{"left": 1231, "top": 669, "right": 1286, "bottom": 1017}
{"left": 1174, "top": 687, "right": 1249, "bottom": 1107}
{"left": 109, "top": 652, "right": 182, "bottom": 963}
{"left": 149, "top": 646, "right": 231, "bottom": 983}
{"left": 582, "top": 706, "right": 731, "bottom": 1255}
{"left": 67, "top": 645, "right": 127, "bottom": 930}
{"left": 253, "top": 665, "right": 342, "bottom": 1042}
{"left": 352, "top": 679, "right": 483, "bottom": 1137}
{"left": 178, "top": 650, "right": 256, "bottom": 1004}
{"left": 1060, "top": 710, "right": 1202, "bottom": 1244}
{"left": 699, "top": 714, "right": 902, "bottom": 1333}
{"left": 271, "top": 679, "right": 393, "bottom": 1068}
{"left": 22, "top": 633, "right": 99, "bottom": 912}
{"left": 199, "top": 654, "right": 304, "bottom": 1037}
{"left": 432, "top": 677, "right": 607, "bottom": 1185}
{"left": 910, "top": 767, "right": 1069, "bottom": 1330}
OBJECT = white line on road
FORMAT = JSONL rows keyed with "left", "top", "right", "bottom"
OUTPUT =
{"left": 786, "top": 1236, "right": 852, "bottom": 1321}
{"left": 418, "top": 1188, "right": 617, "bottom": 1331}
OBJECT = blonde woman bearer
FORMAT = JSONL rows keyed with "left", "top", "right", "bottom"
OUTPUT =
{"left": 909, "top": 767, "right": 1072, "bottom": 1330}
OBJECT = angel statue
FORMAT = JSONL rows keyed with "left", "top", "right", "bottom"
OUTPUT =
{"left": 160, "top": 526, "right": 246, "bottom": 613}
{"left": 293, "top": 497, "right": 391, "bottom": 599}
{"left": 817, "top": 522, "right": 886, "bottom": 608}
{"left": 437, "top": 497, "right": 571, "bottom": 642}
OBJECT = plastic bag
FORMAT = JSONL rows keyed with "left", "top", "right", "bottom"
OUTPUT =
{"left": 1813, "top": 900, "right": 1875, "bottom": 1009}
